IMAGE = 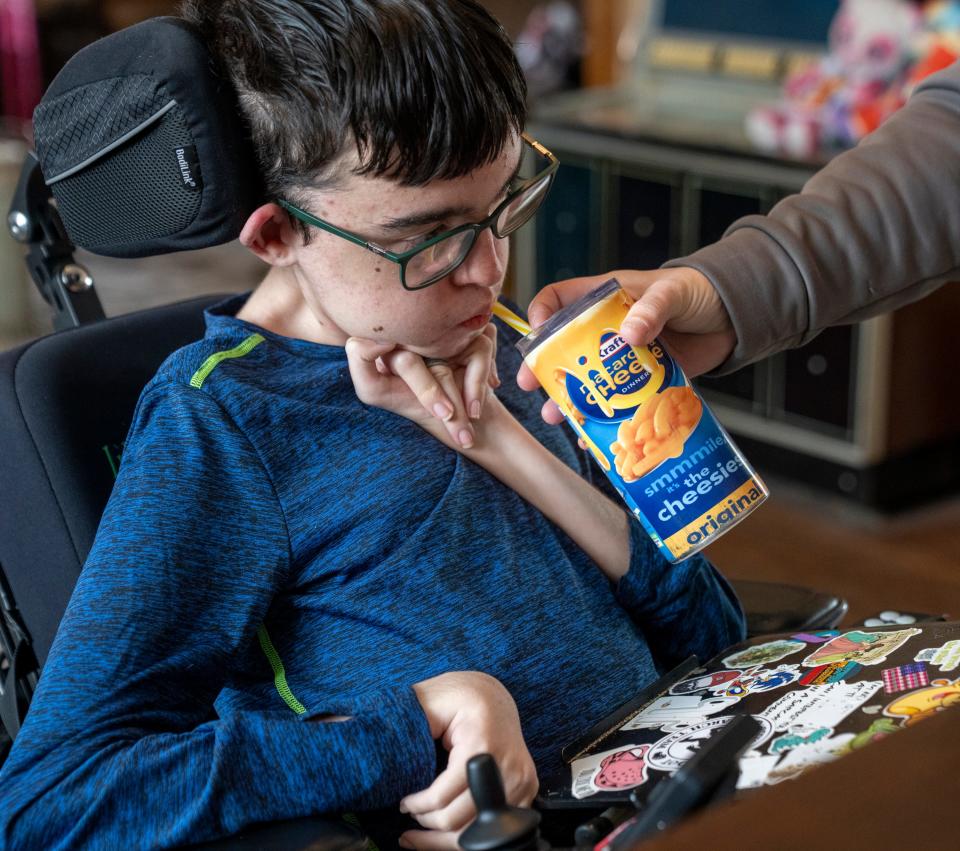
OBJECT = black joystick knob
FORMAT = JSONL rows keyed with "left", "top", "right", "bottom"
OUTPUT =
{"left": 458, "top": 754, "right": 546, "bottom": 851}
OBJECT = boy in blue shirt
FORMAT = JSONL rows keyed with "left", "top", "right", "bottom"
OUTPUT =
{"left": 0, "top": 1, "right": 744, "bottom": 848}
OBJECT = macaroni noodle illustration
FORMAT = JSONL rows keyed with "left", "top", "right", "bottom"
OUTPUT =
{"left": 611, "top": 387, "right": 702, "bottom": 482}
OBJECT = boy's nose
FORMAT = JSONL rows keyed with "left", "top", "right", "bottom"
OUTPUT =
{"left": 451, "top": 227, "right": 505, "bottom": 289}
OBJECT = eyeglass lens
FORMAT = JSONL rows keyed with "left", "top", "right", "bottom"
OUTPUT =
{"left": 404, "top": 174, "right": 553, "bottom": 289}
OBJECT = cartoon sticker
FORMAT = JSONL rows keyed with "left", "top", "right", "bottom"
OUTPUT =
{"left": 570, "top": 744, "right": 651, "bottom": 799}
{"left": 723, "top": 640, "right": 806, "bottom": 669}
{"left": 914, "top": 640, "right": 960, "bottom": 673}
{"left": 669, "top": 669, "right": 742, "bottom": 696}
{"left": 757, "top": 681, "right": 882, "bottom": 732}
{"left": 799, "top": 661, "right": 863, "bottom": 685}
{"left": 646, "top": 715, "right": 773, "bottom": 772}
{"left": 724, "top": 664, "right": 802, "bottom": 697}
{"left": 881, "top": 662, "right": 930, "bottom": 694}
{"left": 620, "top": 694, "right": 739, "bottom": 731}
{"left": 883, "top": 677, "right": 960, "bottom": 727}
{"left": 801, "top": 629, "right": 921, "bottom": 668}
{"left": 768, "top": 725, "right": 832, "bottom": 755}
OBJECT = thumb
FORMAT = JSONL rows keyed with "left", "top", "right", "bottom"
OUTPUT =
{"left": 619, "top": 278, "right": 685, "bottom": 347}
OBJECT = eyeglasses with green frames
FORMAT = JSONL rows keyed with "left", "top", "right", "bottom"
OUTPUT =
{"left": 277, "top": 134, "right": 559, "bottom": 290}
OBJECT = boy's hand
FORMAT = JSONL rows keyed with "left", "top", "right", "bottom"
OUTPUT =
{"left": 345, "top": 324, "right": 500, "bottom": 449}
{"left": 516, "top": 268, "right": 736, "bottom": 423}
{"left": 400, "top": 671, "right": 538, "bottom": 849}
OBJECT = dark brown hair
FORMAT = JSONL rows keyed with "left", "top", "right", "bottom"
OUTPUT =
{"left": 180, "top": 0, "right": 527, "bottom": 236}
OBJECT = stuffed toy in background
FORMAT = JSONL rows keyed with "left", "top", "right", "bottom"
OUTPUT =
{"left": 746, "top": 0, "right": 924, "bottom": 158}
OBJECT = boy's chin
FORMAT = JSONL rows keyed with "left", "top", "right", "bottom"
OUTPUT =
{"left": 408, "top": 326, "right": 487, "bottom": 361}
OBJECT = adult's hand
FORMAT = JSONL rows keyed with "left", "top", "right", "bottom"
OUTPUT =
{"left": 399, "top": 671, "right": 538, "bottom": 849}
{"left": 516, "top": 268, "right": 736, "bottom": 424}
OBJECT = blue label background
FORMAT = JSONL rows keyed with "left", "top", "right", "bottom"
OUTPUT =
{"left": 572, "top": 366, "right": 754, "bottom": 558}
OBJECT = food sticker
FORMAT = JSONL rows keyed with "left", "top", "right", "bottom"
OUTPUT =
{"left": 881, "top": 662, "right": 930, "bottom": 694}
{"left": 883, "top": 676, "right": 960, "bottom": 727}
{"left": 757, "top": 681, "right": 882, "bottom": 732}
{"left": 735, "top": 754, "right": 781, "bottom": 789}
{"left": 801, "top": 629, "right": 921, "bottom": 668}
{"left": 914, "top": 640, "right": 960, "bottom": 672}
{"left": 570, "top": 744, "right": 651, "bottom": 799}
{"left": 669, "top": 669, "right": 742, "bottom": 696}
{"left": 768, "top": 725, "right": 832, "bottom": 755}
{"left": 646, "top": 715, "right": 773, "bottom": 772}
{"left": 798, "top": 661, "right": 863, "bottom": 685}
{"left": 722, "top": 640, "right": 806, "bottom": 669}
{"left": 620, "top": 694, "right": 739, "bottom": 730}
{"left": 764, "top": 733, "right": 854, "bottom": 784}
{"left": 791, "top": 631, "right": 840, "bottom": 643}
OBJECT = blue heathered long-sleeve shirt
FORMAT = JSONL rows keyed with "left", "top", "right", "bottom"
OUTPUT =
{"left": 0, "top": 295, "right": 744, "bottom": 848}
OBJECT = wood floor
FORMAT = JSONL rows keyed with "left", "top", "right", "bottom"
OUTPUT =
{"left": 707, "top": 477, "right": 960, "bottom": 626}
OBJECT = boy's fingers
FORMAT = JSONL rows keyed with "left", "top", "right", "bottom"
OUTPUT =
{"left": 398, "top": 829, "right": 460, "bottom": 850}
{"left": 400, "top": 763, "right": 467, "bottom": 816}
{"left": 483, "top": 322, "right": 501, "bottom": 389}
{"left": 383, "top": 350, "right": 475, "bottom": 447}
{"left": 382, "top": 349, "right": 457, "bottom": 421}
{"left": 406, "top": 788, "right": 474, "bottom": 832}
{"left": 460, "top": 333, "right": 494, "bottom": 419}
{"left": 344, "top": 337, "right": 398, "bottom": 401}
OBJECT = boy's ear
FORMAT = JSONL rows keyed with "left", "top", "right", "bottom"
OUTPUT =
{"left": 240, "top": 203, "right": 300, "bottom": 265}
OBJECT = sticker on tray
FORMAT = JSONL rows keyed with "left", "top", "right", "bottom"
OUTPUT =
{"left": 881, "top": 662, "right": 930, "bottom": 694}
{"left": 757, "top": 681, "right": 882, "bottom": 732}
{"left": 883, "top": 676, "right": 960, "bottom": 727}
{"left": 723, "top": 639, "right": 806, "bottom": 669}
{"left": 620, "top": 694, "right": 739, "bottom": 730}
{"left": 646, "top": 715, "right": 773, "bottom": 772}
{"left": 768, "top": 725, "right": 833, "bottom": 755}
{"left": 802, "top": 629, "right": 921, "bottom": 668}
{"left": 570, "top": 744, "right": 651, "bottom": 799}
{"left": 914, "top": 640, "right": 960, "bottom": 672}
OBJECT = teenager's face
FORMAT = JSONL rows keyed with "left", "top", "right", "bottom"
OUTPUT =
{"left": 290, "top": 134, "right": 521, "bottom": 358}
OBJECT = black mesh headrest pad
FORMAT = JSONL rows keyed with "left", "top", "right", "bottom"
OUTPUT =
{"left": 33, "top": 17, "right": 263, "bottom": 257}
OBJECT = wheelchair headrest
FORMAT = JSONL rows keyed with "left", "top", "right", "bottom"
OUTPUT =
{"left": 32, "top": 17, "right": 264, "bottom": 258}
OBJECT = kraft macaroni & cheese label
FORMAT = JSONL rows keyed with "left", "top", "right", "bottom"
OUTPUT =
{"left": 517, "top": 279, "right": 768, "bottom": 562}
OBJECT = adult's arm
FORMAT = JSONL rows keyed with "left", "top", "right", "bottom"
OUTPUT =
{"left": 0, "top": 382, "right": 435, "bottom": 849}
{"left": 665, "top": 61, "right": 960, "bottom": 370}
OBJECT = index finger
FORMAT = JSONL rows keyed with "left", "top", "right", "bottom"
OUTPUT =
{"left": 400, "top": 760, "right": 467, "bottom": 817}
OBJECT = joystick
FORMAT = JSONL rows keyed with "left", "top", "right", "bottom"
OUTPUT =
{"left": 458, "top": 754, "right": 547, "bottom": 851}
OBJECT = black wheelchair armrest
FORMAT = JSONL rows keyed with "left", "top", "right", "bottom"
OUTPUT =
{"left": 189, "top": 815, "right": 368, "bottom": 851}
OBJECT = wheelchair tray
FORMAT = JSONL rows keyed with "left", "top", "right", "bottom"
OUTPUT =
{"left": 537, "top": 620, "right": 960, "bottom": 809}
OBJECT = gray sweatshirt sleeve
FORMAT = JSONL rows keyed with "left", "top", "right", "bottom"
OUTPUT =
{"left": 665, "top": 60, "right": 960, "bottom": 371}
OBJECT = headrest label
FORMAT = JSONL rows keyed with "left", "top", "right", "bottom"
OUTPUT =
{"left": 174, "top": 145, "right": 202, "bottom": 192}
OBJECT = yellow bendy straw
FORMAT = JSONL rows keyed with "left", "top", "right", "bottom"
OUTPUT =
{"left": 492, "top": 301, "right": 532, "bottom": 336}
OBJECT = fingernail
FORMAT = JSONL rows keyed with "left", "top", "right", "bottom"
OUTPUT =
{"left": 470, "top": 400, "right": 481, "bottom": 419}
{"left": 458, "top": 428, "right": 474, "bottom": 449}
{"left": 398, "top": 799, "right": 409, "bottom": 814}
{"left": 433, "top": 402, "right": 453, "bottom": 421}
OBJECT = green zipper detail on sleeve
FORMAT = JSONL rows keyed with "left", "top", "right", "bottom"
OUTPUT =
{"left": 190, "top": 333, "right": 265, "bottom": 389}
{"left": 257, "top": 623, "right": 307, "bottom": 715}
